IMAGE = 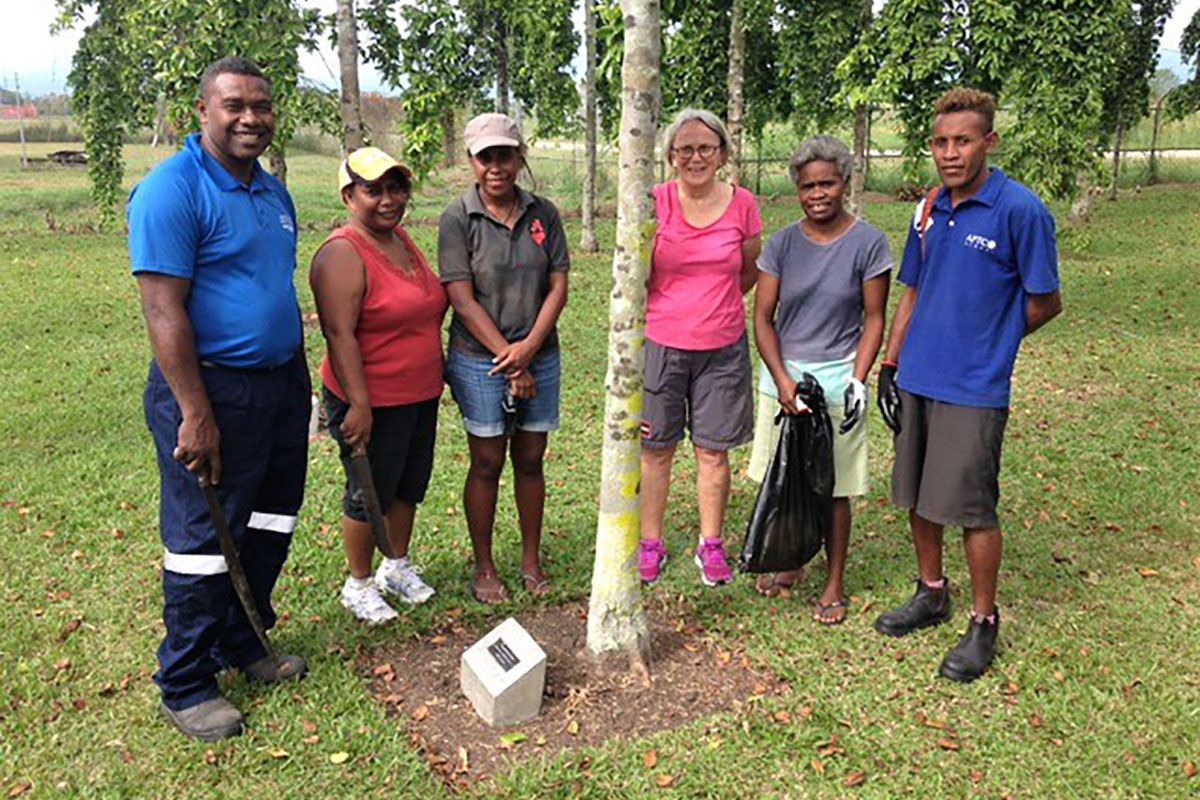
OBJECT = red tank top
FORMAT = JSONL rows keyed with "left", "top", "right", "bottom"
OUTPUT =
{"left": 318, "top": 225, "right": 448, "bottom": 407}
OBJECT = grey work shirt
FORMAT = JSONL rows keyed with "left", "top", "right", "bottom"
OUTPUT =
{"left": 437, "top": 185, "right": 570, "bottom": 356}
{"left": 758, "top": 218, "right": 892, "bottom": 361}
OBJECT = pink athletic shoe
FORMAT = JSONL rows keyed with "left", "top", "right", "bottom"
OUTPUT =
{"left": 694, "top": 537, "right": 732, "bottom": 586}
{"left": 638, "top": 538, "right": 667, "bottom": 583}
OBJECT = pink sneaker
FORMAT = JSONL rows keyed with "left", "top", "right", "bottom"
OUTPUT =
{"left": 694, "top": 538, "right": 732, "bottom": 586}
{"left": 638, "top": 538, "right": 667, "bottom": 583}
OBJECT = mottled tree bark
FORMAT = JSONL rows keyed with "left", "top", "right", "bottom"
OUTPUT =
{"left": 1108, "top": 120, "right": 1122, "bottom": 201}
{"left": 495, "top": 18, "right": 510, "bottom": 115}
{"left": 580, "top": 0, "right": 599, "bottom": 252}
{"left": 586, "top": 0, "right": 659, "bottom": 674}
{"left": 849, "top": 102, "right": 868, "bottom": 216}
{"left": 1068, "top": 168, "right": 1093, "bottom": 226}
{"left": 725, "top": 0, "right": 745, "bottom": 185}
{"left": 269, "top": 146, "right": 288, "bottom": 187}
{"left": 442, "top": 108, "right": 457, "bottom": 167}
{"left": 336, "top": 0, "right": 365, "bottom": 151}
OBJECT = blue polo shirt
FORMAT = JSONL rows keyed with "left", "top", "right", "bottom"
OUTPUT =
{"left": 897, "top": 168, "right": 1059, "bottom": 408}
{"left": 127, "top": 134, "right": 301, "bottom": 368}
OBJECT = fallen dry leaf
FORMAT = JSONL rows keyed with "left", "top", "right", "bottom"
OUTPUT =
{"left": 969, "top": 770, "right": 985, "bottom": 783}
{"left": 54, "top": 658, "right": 71, "bottom": 671}
{"left": 1184, "top": 761, "right": 1197, "bottom": 778}
{"left": 922, "top": 716, "right": 947, "bottom": 730}
{"left": 654, "top": 774, "right": 675, "bottom": 788}
{"left": 302, "top": 735, "right": 319, "bottom": 744}
{"left": 1138, "top": 568, "right": 1160, "bottom": 577}
{"left": 644, "top": 749, "right": 658, "bottom": 769}
{"left": 843, "top": 770, "right": 866, "bottom": 787}
{"left": 302, "top": 720, "right": 317, "bottom": 734}
{"left": 412, "top": 705, "right": 430, "bottom": 722}
{"left": 430, "top": 635, "right": 447, "bottom": 645}
{"left": 1029, "top": 714, "right": 1045, "bottom": 728}
{"left": 937, "top": 737, "right": 960, "bottom": 751}
{"left": 566, "top": 719, "right": 580, "bottom": 736}
{"left": 1192, "top": 556, "right": 1200, "bottom": 569}
{"left": 457, "top": 746, "right": 469, "bottom": 773}
{"left": 329, "top": 752, "right": 350, "bottom": 765}
{"left": 773, "top": 710, "right": 791, "bottom": 724}
{"left": 811, "top": 758, "right": 824, "bottom": 775}
{"left": 267, "top": 747, "right": 289, "bottom": 759}
{"left": 58, "top": 619, "right": 82, "bottom": 642}
{"left": 1002, "top": 681, "right": 1020, "bottom": 695}
{"left": 372, "top": 663, "right": 394, "bottom": 677}
{"left": 7, "top": 782, "right": 32, "bottom": 798}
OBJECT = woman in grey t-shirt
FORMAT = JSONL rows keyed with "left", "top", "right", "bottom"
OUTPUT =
{"left": 750, "top": 135, "right": 892, "bottom": 624}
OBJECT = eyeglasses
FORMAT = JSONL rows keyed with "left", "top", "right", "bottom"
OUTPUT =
{"left": 672, "top": 144, "right": 720, "bottom": 160}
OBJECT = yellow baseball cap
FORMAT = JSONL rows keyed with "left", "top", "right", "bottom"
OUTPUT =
{"left": 338, "top": 147, "right": 413, "bottom": 190}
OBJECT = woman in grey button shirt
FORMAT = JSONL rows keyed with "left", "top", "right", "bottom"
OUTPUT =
{"left": 750, "top": 135, "right": 892, "bottom": 624}
{"left": 437, "top": 113, "right": 570, "bottom": 604}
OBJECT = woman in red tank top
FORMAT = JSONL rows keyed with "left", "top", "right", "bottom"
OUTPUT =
{"left": 309, "top": 148, "right": 449, "bottom": 625}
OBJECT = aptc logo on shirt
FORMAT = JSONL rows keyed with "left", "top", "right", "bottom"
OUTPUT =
{"left": 964, "top": 233, "right": 997, "bottom": 252}
{"left": 278, "top": 213, "right": 295, "bottom": 233}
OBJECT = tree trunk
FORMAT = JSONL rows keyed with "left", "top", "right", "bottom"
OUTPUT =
{"left": 1148, "top": 98, "right": 1162, "bottom": 185}
{"left": 441, "top": 107, "right": 458, "bottom": 167}
{"left": 585, "top": 0, "right": 659, "bottom": 675}
{"left": 336, "top": 0, "right": 366, "bottom": 151}
{"left": 725, "top": 0, "right": 745, "bottom": 186}
{"left": 849, "top": 102, "right": 868, "bottom": 216}
{"left": 580, "top": 0, "right": 599, "bottom": 253}
{"left": 1108, "top": 119, "right": 1122, "bottom": 201}
{"left": 269, "top": 146, "right": 288, "bottom": 187}
{"left": 495, "top": 18, "right": 510, "bottom": 115}
{"left": 1067, "top": 168, "right": 1092, "bottom": 226}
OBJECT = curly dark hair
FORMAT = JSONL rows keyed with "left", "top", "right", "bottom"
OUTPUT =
{"left": 934, "top": 88, "right": 996, "bottom": 132}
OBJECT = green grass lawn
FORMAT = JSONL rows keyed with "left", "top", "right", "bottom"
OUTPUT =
{"left": 1, "top": 143, "right": 1198, "bottom": 798}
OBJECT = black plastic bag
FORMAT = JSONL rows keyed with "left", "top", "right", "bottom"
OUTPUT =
{"left": 739, "top": 374, "right": 835, "bottom": 574}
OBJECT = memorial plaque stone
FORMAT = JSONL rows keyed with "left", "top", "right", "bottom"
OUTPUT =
{"left": 460, "top": 617, "right": 547, "bottom": 726}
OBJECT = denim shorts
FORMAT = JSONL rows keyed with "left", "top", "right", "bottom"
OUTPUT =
{"left": 445, "top": 347, "right": 561, "bottom": 437}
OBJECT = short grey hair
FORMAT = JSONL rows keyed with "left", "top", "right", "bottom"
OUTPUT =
{"left": 788, "top": 135, "right": 852, "bottom": 184}
{"left": 662, "top": 108, "right": 729, "bottom": 167}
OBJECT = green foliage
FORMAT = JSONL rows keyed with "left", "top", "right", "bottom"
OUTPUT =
{"left": 1001, "top": 0, "right": 1126, "bottom": 200}
{"left": 1098, "top": 0, "right": 1175, "bottom": 146}
{"left": 55, "top": 0, "right": 331, "bottom": 216}
{"left": 361, "top": 0, "right": 577, "bottom": 175}
{"left": 1167, "top": 8, "right": 1200, "bottom": 117}
{"left": 837, "top": 0, "right": 973, "bottom": 184}
{"left": 775, "top": 0, "right": 870, "bottom": 138}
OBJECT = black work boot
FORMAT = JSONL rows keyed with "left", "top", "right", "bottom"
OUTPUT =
{"left": 873, "top": 577, "right": 952, "bottom": 637}
{"left": 242, "top": 653, "right": 307, "bottom": 683}
{"left": 939, "top": 608, "right": 1000, "bottom": 683}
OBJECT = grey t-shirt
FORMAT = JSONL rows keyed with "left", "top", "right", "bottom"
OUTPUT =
{"left": 758, "top": 218, "right": 892, "bottom": 361}
{"left": 437, "top": 185, "right": 570, "bottom": 356}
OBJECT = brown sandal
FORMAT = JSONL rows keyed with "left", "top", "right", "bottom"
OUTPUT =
{"left": 518, "top": 571, "right": 552, "bottom": 597}
{"left": 755, "top": 572, "right": 797, "bottom": 597}
{"left": 468, "top": 577, "right": 509, "bottom": 605}
{"left": 813, "top": 598, "right": 848, "bottom": 625}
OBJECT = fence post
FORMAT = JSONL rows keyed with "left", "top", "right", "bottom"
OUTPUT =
{"left": 755, "top": 136, "right": 762, "bottom": 194}
{"left": 1148, "top": 95, "right": 1163, "bottom": 186}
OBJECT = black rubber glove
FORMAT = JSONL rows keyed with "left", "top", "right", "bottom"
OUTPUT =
{"left": 840, "top": 378, "right": 866, "bottom": 434}
{"left": 877, "top": 363, "right": 902, "bottom": 434}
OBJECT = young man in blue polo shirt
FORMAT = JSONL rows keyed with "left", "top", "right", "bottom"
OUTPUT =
{"left": 128, "top": 56, "right": 310, "bottom": 739}
{"left": 873, "top": 88, "right": 1063, "bottom": 682}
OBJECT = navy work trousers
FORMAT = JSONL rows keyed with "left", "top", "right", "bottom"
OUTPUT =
{"left": 143, "top": 355, "right": 309, "bottom": 711}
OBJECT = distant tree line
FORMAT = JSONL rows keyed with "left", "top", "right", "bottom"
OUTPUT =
{"left": 54, "top": 0, "right": 1200, "bottom": 226}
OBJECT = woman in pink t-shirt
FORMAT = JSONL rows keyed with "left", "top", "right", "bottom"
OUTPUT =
{"left": 639, "top": 108, "right": 763, "bottom": 588}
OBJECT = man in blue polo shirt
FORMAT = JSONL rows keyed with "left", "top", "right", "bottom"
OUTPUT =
{"left": 128, "top": 56, "right": 310, "bottom": 740}
{"left": 872, "top": 88, "right": 1063, "bottom": 682}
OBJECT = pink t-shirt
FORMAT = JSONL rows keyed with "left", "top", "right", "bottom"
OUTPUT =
{"left": 646, "top": 181, "right": 762, "bottom": 350}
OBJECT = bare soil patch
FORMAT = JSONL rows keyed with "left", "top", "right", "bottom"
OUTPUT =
{"left": 359, "top": 597, "right": 786, "bottom": 790}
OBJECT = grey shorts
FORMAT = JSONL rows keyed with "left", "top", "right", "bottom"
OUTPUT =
{"left": 641, "top": 334, "right": 754, "bottom": 451}
{"left": 890, "top": 389, "right": 1008, "bottom": 529}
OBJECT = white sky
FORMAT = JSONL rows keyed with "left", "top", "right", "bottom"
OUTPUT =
{"left": 3, "top": 0, "right": 1198, "bottom": 96}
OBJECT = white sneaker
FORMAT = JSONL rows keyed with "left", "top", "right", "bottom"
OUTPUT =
{"left": 340, "top": 577, "right": 398, "bottom": 625}
{"left": 375, "top": 557, "right": 436, "bottom": 605}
